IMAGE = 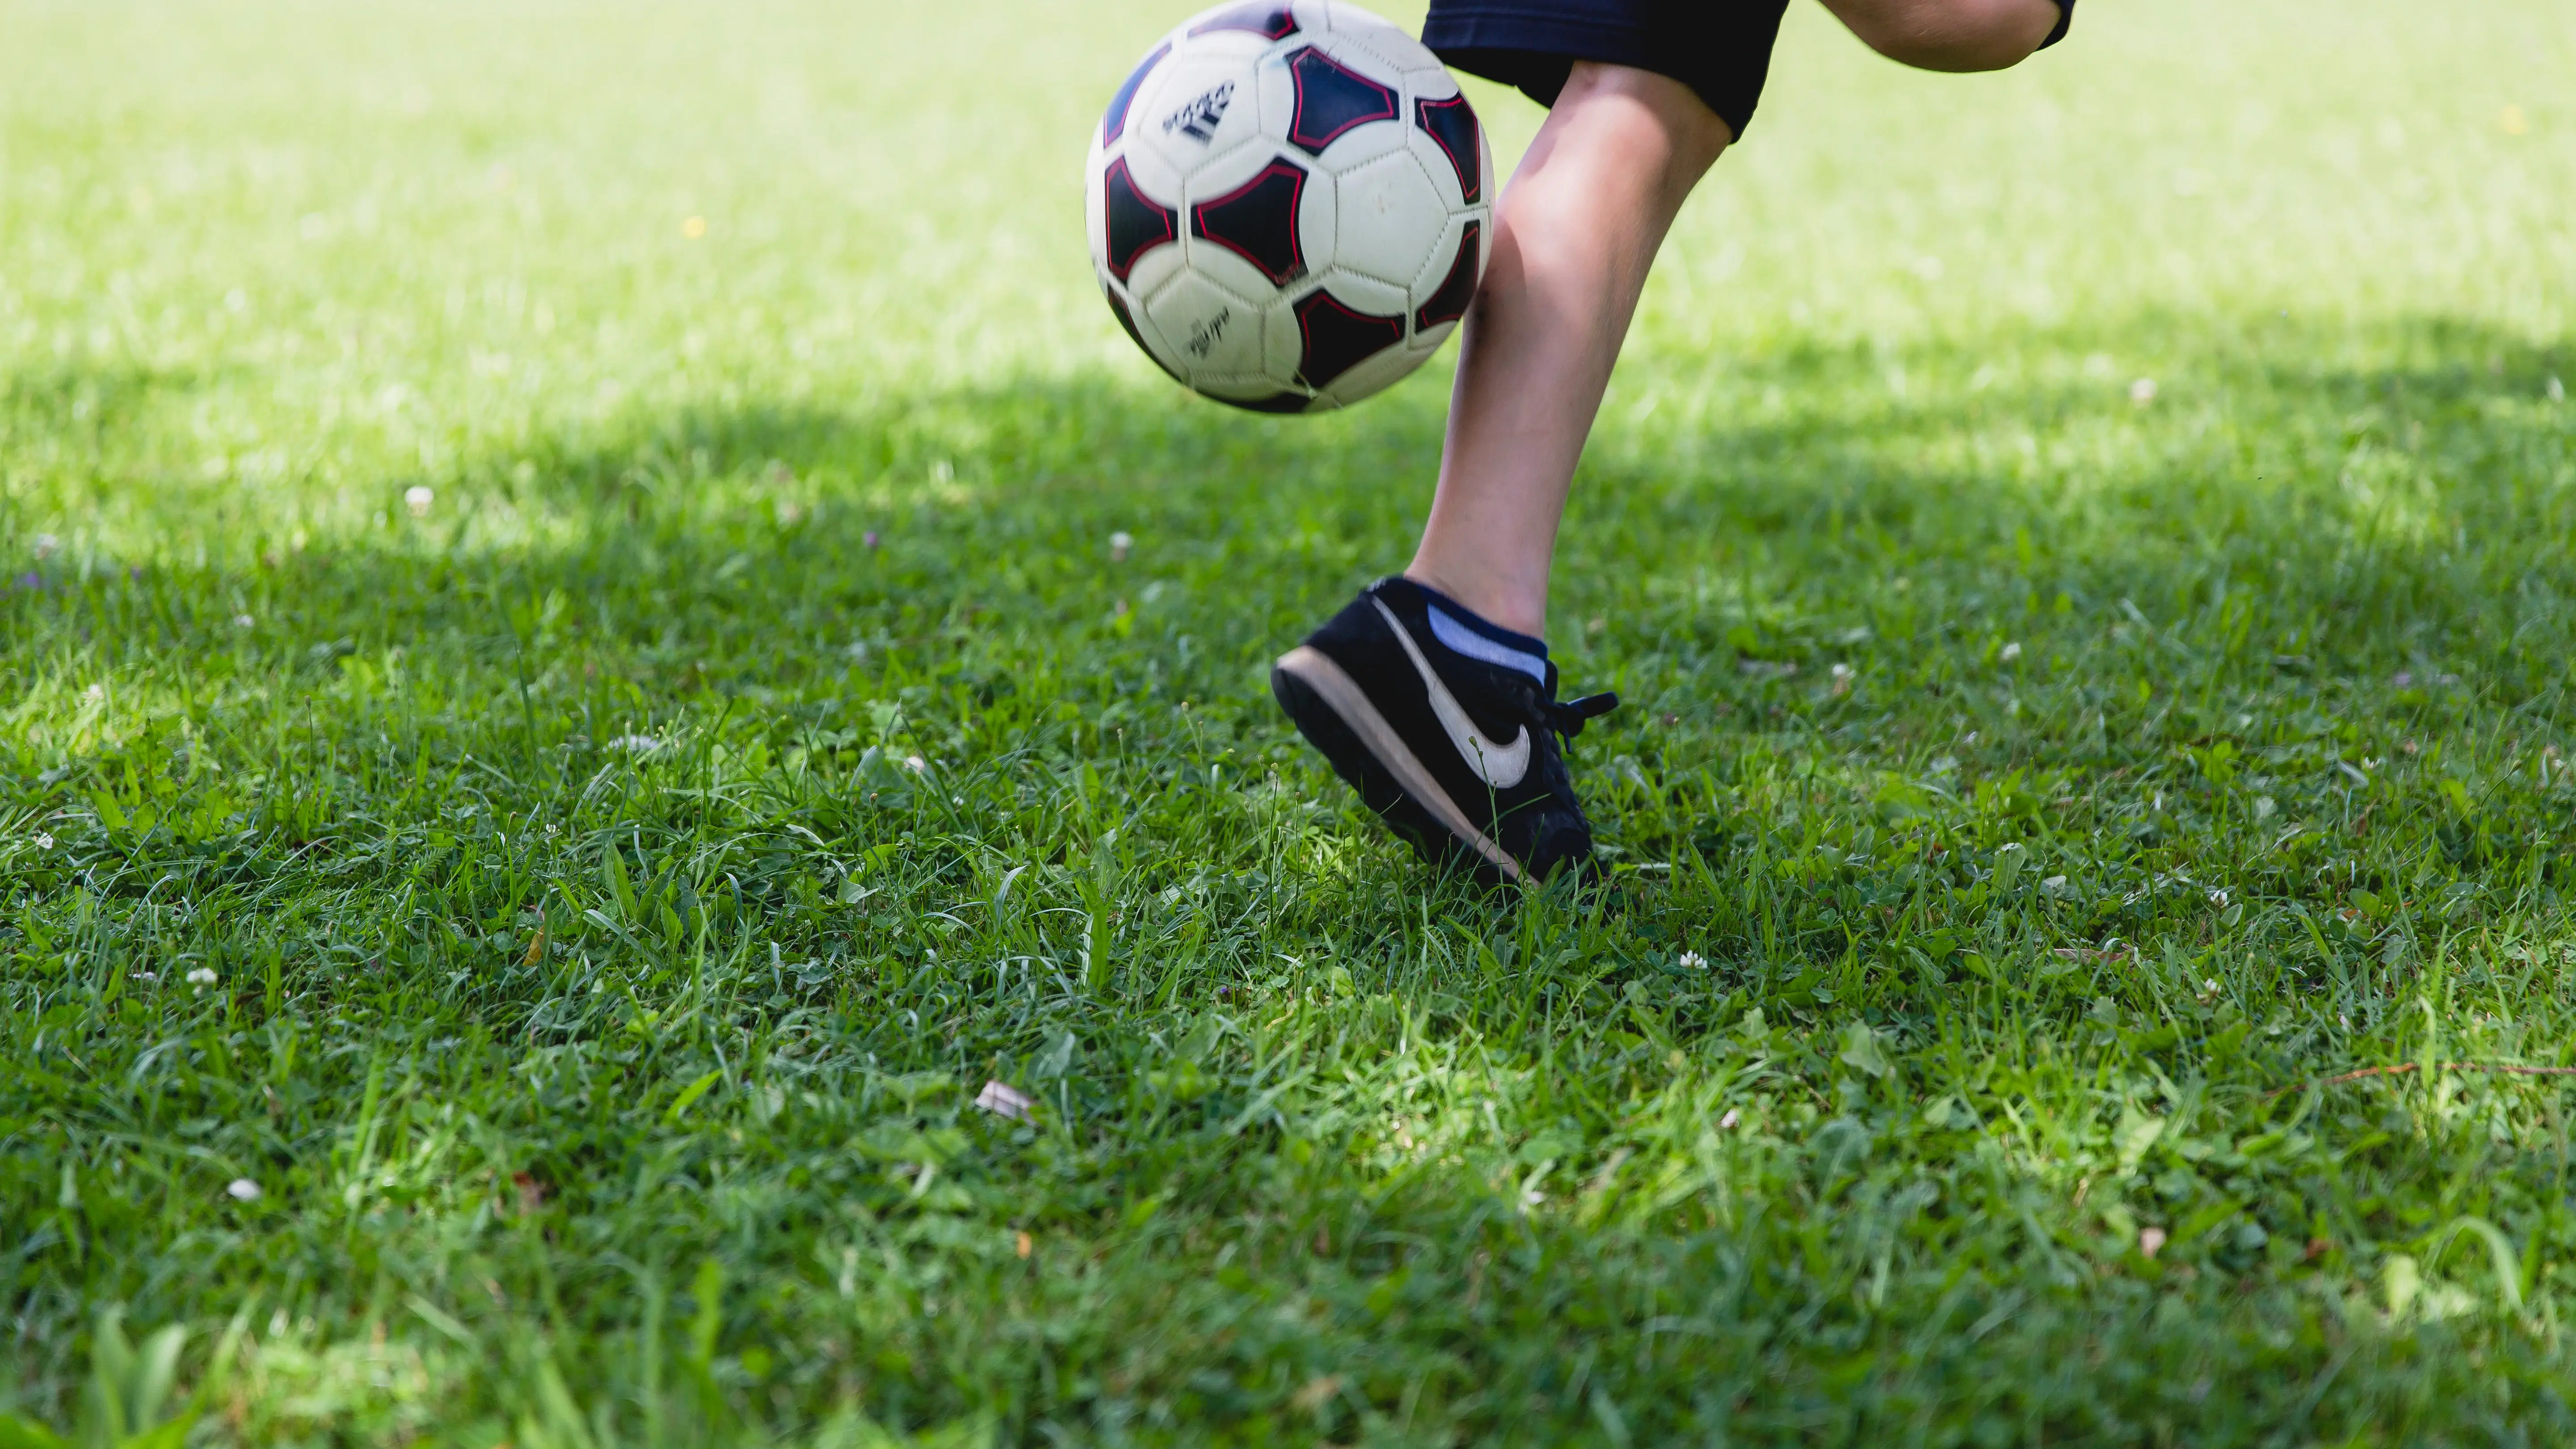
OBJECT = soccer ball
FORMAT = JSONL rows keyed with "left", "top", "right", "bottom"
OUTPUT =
{"left": 1085, "top": 0, "right": 1493, "bottom": 413}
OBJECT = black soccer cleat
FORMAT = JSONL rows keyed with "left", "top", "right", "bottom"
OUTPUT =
{"left": 1271, "top": 576, "right": 1617, "bottom": 883}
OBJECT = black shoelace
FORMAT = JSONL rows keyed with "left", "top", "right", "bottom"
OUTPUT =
{"left": 1540, "top": 691, "right": 1619, "bottom": 740}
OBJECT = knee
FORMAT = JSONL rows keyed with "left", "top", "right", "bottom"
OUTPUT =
{"left": 1550, "top": 61, "right": 1734, "bottom": 187}
{"left": 1830, "top": 0, "right": 2062, "bottom": 73}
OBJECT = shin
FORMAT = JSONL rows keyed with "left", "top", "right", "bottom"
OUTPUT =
{"left": 1405, "top": 63, "right": 1729, "bottom": 637}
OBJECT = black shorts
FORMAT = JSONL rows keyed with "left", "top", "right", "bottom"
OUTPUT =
{"left": 1423, "top": 0, "right": 2074, "bottom": 141}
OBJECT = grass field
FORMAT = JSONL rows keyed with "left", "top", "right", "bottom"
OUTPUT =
{"left": 5, "top": 0, "right": 2576, "bottom": 1442}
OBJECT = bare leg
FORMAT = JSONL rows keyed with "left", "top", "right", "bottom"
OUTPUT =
{"left": 1403, "top": 63, "right": 1730, "bottom": 638}
{"left": 1405, "top": 2, "right": 2059, "bottom": 638}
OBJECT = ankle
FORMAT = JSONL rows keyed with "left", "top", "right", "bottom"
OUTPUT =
{"left": 1399, "top": 567, "right": 1546, "bottom": 639}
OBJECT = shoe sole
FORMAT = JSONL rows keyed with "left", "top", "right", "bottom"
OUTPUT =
{"left": 1272, "top": 644, "right": 1523, "bottom": 882}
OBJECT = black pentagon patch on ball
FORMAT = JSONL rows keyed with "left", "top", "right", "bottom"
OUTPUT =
{"left": 1101, "top": 42, "right": 1170, "bottom": 145}
{"left": 1218, "top": 390, "right": 1315, "bottom": 414}
{"left": 1102, "top": 285, "right": 1181, "bottom": 381}
{"left": 1293, "top": 288, "right": 1405, "bottom": 390}
{"left": 1101, "top": 157, "right": 1178, "bottom": 284}
{"left": 1188, "top": 2, "right": 1298, "bottom": 40}
{"left": 1414, "top": 94, "right": 1481, "bottom": 203}
{"left": 1190, "top": 159, "right": 1309, "bottom": 286}
{"left": 1415, "top": 221, "right": 1479, "bottom": 332}
{"left": 1284, "top": 47, "right": 1397, "bottom": 156}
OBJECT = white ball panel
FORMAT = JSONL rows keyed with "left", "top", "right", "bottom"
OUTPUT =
{"left": 1254, "top": 50, "right": 1299, "bottom": 142}
{"left": 1309, "top": 34, "right": 1410, "bottom": 95}
{"left": 1297, "top": 154, "right": 1339, "bottom": 278}
{"left": 1084, "top": 140, "right": 1109, "bottom": 270}
{"left": 1332, "top": 149, "right": 1447, "bottom": 289}
{"left": 1177, "top": 235, "right": 1286, "bottom": 304}
{"left": 1311, "top": 3, "right": 1432, "bottom": 76}
{"left": 1258, "top": 293, "right": 1304, "bottom": 379}
{"left": 1310, "top": 115, "right": 1407, "bottom": 170}
{"left": 1110, "top": 136, "right": 1191, "bottom": 213}
{"left": 1175, "top": 26, "right": 1281, "bottom": 61}
{"left": 1121, "top": 239, "right": 1189, "bottom": 302}
{"left": 1402, "top": 66, "right": 1463, "bottom": 102}
{"left": 1126, "top": 53, "right": 1265, "bottom": 184}
{"left": 1114, "top": 283, "right": 1192, "bottom": 379}
{"left": 1144, "top": 271, "right": 1270, "bottom": 379}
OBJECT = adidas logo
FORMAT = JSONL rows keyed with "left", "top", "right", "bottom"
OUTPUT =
{"left": 1161, "top": 81, "right": 1233, "bottom": 143}
{"left": 1186, "top": 306, "right": 1232, "bottom": 359}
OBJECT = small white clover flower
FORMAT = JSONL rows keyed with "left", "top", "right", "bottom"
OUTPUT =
{"left": 225, "top": 1178, "right": 262, "bottom": 1201}
{"left": 187, "top": 967, "right": 219, "bottom": 985}
{"left": 404, "top": 485, "right": 435, "bottom": 517}
{"left": 1718, "top": 1108, "right": 1741, "bottom": 1130}
{"left": 1109, "top": 531, "right": 1134, "bottom": 562}
{"left": 2129, "top": 377, "right": 2159, "bottom": 405}
{"left": 1679, "top": 950, "right": 1708, "bottom": 971}
{"left": 975, "top": 1079, "right": 1034, "bottom": 1122}
{"left": 2000, "top": 642, "right": 2022, "bottom": 662}
{"left": 233, "top": 614, "right": 255, "bottom": 628}
{"left": 34, "top": 832, "right": 54, "bottom": 850}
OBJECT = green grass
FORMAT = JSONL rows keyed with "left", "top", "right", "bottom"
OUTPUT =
{"left": 5, "top": 0, "right": 2576, "bottom": 1443}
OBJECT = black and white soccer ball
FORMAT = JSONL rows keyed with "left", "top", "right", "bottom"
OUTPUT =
{"left": 1085, "top": 0, "right": 1493, "bottom": 413}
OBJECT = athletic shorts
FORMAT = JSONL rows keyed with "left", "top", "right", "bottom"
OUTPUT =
{"left": 1423, "top": 0, "right": 2075, "bottom": 140}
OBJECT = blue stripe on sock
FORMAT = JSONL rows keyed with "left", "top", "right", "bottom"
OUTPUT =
{"left": 1427, "top": 603, "right": 1547, "bottom": 683}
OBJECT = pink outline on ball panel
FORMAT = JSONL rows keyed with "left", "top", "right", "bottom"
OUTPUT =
{"left": 1101, "top": 157, "right": 1179, "bottom": 284}
{"left": 1413, "top": 93, "right": 1481, "bottom": 203}
{"left": 1284, "top": 47, "right": 1398, "bottom": 156}
{"left": 1190, "top": 159, "right": 1311, "bottom": 286}
{"left": 1414, "top": 220, "right": 1480, "bottom": 333}
{"left": 1293, "top": 288, "right": 1406, "bottom": 388}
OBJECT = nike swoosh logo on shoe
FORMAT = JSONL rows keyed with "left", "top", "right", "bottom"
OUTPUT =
{"left": 1370, "top": 598, "right": 1531, "bottom": 789}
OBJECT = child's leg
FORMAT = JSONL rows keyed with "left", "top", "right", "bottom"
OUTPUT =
{"left": 1403, "top": 0, "right": 2065, "bottom": 640}
{"left": 1273, "top": 0, "right": 2077, "bottom": 881}
{"left": 1403, "top": 62, "right": 1732, "bottom": 639}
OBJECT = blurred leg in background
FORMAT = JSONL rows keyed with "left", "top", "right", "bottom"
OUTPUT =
{"left": 1821, "top": 0, "right": 2064, "bottom": 72}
